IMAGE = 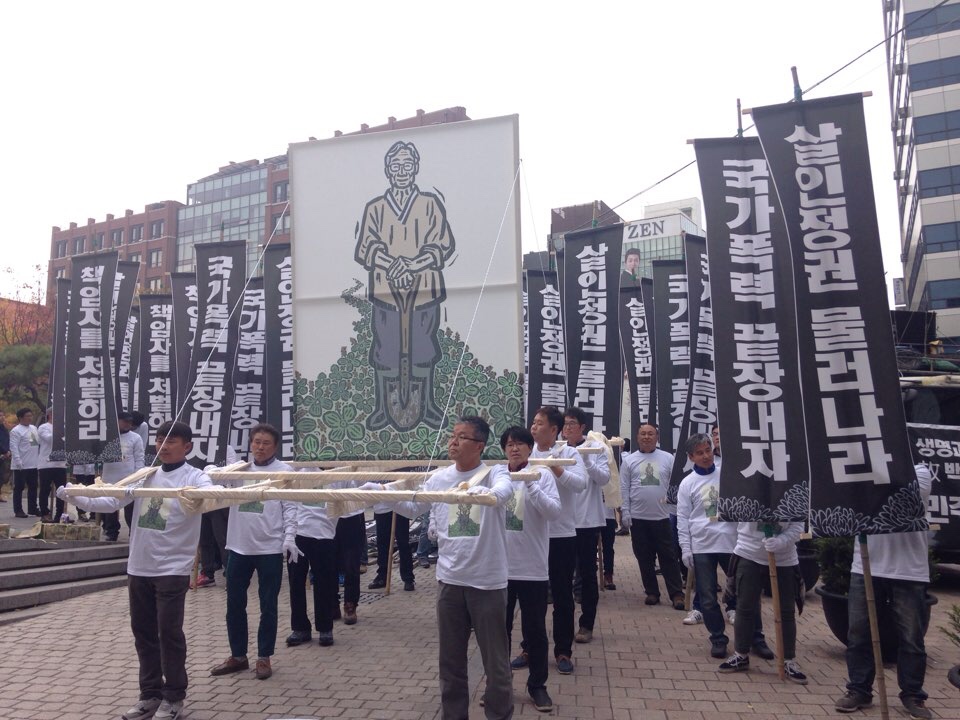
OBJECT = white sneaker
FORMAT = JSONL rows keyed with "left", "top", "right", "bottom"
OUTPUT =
{"left": 122, "top": 699, "right": 161, "bottom": 720}
{"left": 154, "top": 700, "right": 183, "bottom": 720}
{"left": 726, "top": 609, "right": 736, "bottom": 625}
{"left": 682, "top": 609, "right": 703, "bottom": 625}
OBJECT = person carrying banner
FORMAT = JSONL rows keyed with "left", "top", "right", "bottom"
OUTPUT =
{"left": 835, "top": 464, "right": 934, "bottom": 720}
{"left": 334, "top": 487, "right": 366, "bottom": 625}
{"left": 677, "top": 432, "right": 737, "bottom": 659}
{"left": 37, "top": 408, "right": 68, "bottom": 521}
{"left": 620, "top": 423, "right": 685, "bottom": 609}
{"left": 501, "top": 425, "right": 561, "bottom": 713}
{"left": 100, "top": 411, "right": 146, "bottom": 540}
{"left": 0, "top": 417, "right": 8, "bottom": 502}
{"left": 375, "top": 416, "right": 516, "bottom": 720}
{"left": 10, "top": 407, "right": 40, "bottom": 519}
{"left": 369, "top": 503, "right": 415, "bottom": 592}
{"left": 561, "top": 406, "right": 609, "bottom": 644}
{"left": 529, "top": 406, "right": 588, "bottom": 675}
{"left": 57, "top": 420, "right": 217, "bottom": 720}
{"left": 71, "top": 462, "right": 96, "bottom": 522}
{"left": 210, "top": 424, "right": 299, "bottom": 681}
{"left": 718, "top": 521, "right": 807, "bottom": 683}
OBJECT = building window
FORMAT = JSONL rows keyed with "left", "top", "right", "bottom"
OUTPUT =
{"left": 72, "top": 236, "right": 85, "bottom": 254}
{"left": 905, "top": 5, "right": 960, "bottom": 40}
{"left": 150, "top": 220, "right": 164, "bottom": 238}
{"left": 908, "top": 55, "right": 960, "bottom": 92}
{"left": 56, "top": 240, "right": 68, "bottom": 258}
{"left": 148, "top": 249, "right": 163, "bottom": 268}
{"left": 56, "top": 267, "right": 67, "bottom": 279}
{"left": 272, "top": 213, "right": 290, "bottom": 234}
{"left": 917, "top": 165, "right": 960, "bottom": 199}
{"left": 928, "top": 278, "right": 960, "bottom": 309}
{"left": 274, "top": 181, "right": 288, "bottom": 203}
{"left": 92, "top": 232, "right": 104, "bottom": 251}
{"left": 131, "top": 224, "right": 144, "bottom": 242}
{"left": 147, "top": 277, "right": 163, "bottom": 291}
{"left": 129, "top": 252, "right": 141, "bottom": 264}
{"left": 110, "top": 228, "right": 124, "bottom": 246}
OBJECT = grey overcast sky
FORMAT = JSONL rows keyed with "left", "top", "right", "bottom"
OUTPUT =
{"left": 0, "top": 0, "right": 898, "bottom": 300}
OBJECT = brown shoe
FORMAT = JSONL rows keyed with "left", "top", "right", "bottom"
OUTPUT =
{"left": 255, "top": 657, "right": 272, "bottom": 680}
{"left": 210, "top": 656, "right": 248, "bottom": 676}
{"left": 343, "top": 602, "right": 358, "bottom": 625}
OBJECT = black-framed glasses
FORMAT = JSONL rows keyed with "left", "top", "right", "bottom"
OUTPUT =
{"left": 450, "top": 433, "right": 484, "bottom": 444}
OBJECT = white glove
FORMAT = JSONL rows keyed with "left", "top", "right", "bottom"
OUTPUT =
{"left": 682, "top": 553, "right": 694, "bottom": 570}
{"left": 620, "top": 513, "right": 630, "bottom": 527}
{"left": 465, "top": 485, "right": 491, "bottom": 496}
{"left": 427, "top": 518, "right": 438, "bottom": 542}
{"left": 358, "top": 482, "right": 383, "bottom": 492}
{"left": 762, "top": 535, "right": 790, "bottom": 554}
{"left": 283, "top": 536, "right": 303, "bottom": 564}
{"left": 56, "top": 484, "right": 72, "bottom": 502}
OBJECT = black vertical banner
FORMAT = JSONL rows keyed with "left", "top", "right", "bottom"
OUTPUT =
{"left": 753, "top": 94, "right": 923, "bottom": 535}
{"left": 138, "top": 294, "right": 175, "bottom": 459}
{"left": 695, "top": 136, "right": 809, "bottom": 522}
{"left": 641, "top": 277, "right": 657, "bottom": 428}
{"left": 127, "top": 307, "right": 141, "bottom": 414}
{"left": 182, "top": 241, "right": 247, "bottom": 467}
{"left": 522, "top": 272, "right": 528, "bottom": 421}
{"left": 264, "top": 245, "right": 294, "bottom": 459}
{"left": 651, "top": 259, "right": 687, "bottom": 454}
{"left": 50, "top": 278, "right": 71, "bottom": 460}
{"left": 562, "top": 225, "right": 623, "bottom": 435}
{"left": 64, "top": 251, "right": 120, "bottom": 464}
{"left": 170, "top": 272, "right": 198, "bottom": 414}
{"left": 525, "top": 269, "right": 567, "bottom": 422}
{"left": 109, "top": 261, "right": 140, "bottom": 413}
{"left": 908, "top": 423, "right": 960, "bottom": 551}
{"left": 231, "top": 277, "right": 266, "bottom": 458}
{"left": 118, "top": 306, "right": 140, "bottom": 415}
{"left": 619, "top": 268, "right": 655, "bottom": 439}
{"left": 667, "top": 235, "right": 714, "bottom": 501}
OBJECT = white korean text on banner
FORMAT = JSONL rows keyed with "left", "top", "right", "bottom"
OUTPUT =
{"left": 118, "top": 307, "right": 140, "bottom": 415}
{"left": 525, "top": 269, "right": 567, "bottom": 423}
{"left": 137, "top": 294, "right": 175, "bottom": 459}
{"left": 652, "top": 259, "right": 687, "bottom": 454}
{"left": 109, "top": 261, "right": 140, "bottom": 413}
{"left": 264, "top": 244, "right": 294, "bottom": 460}
{"left": 618, "top": 264, "right": 655, "bottom": 439}
{"left": 63, "top": 251, "right": 120, "bottom": 464}
{"left": 182, "top": 241, "right": 247, "bottom": 467}
{"left": 232, "top": 277, "right": 266, "bottom": 458}
{"left": 694, "top": 136, "right": 809, "bottom": 522}
{"left": 753, "top": 93, "right": 923, "bottom": 535}
{"left": 562, "top": 224, "right": 623, "bottom": 435}
{"left": 170, "top": 272, "right": 198, "bottom": 413}
{"left": 908, "top": 423, "right": 960, "bottom": 552}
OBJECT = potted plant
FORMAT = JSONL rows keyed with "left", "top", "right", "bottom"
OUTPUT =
{"left": 941, "top": 604, "right": 960, "bottom": 689}
{"left": 814, "top": 537, "right": 939, "bottom": 663}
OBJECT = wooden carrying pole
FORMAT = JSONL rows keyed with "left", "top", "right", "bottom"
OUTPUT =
{"left": 684, "top": 563, "right": 695, "bottom": 610}
{"left": 762, "top": 525, "right": 786, "bottom": 681}
{"left": 858, "top": 533, "right": 890, "bottom": 720}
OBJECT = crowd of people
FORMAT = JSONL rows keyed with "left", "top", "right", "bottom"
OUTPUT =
{"left": 0, "top": 403, "right": 934, "bottom": 720}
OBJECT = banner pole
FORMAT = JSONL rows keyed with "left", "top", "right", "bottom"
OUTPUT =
{"left": 763, "top": 524, "right": 786, "bottom": 681}
{"left": 190, "top": 546, "right": 200, "bottom": 592}
{"left": 858, "top": 533, "right": 889, "bottom": 720}
{"left": 684, "top": 568, "right": 694, "bottom": 611}
{"left": 385, "top": 511, "right": 398, "bottom": 596}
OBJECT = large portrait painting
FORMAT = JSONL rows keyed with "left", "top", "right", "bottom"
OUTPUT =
{"left": 289, "top": 115, "right": 523, "bottom": 460}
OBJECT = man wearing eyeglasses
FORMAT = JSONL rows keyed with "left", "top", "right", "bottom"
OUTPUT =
{"left": 354, "top": 140, "right": 455, "bottom": 432}
{"left": 379, "top": 416, "right": 516, "bottom": 720}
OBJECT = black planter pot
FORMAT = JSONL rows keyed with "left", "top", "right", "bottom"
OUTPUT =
{"left": 815, "top": 586, "right": 938, "bottom": 664}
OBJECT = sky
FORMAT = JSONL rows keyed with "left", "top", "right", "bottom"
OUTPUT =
{"left": 0, "top": 0, "right": 899, "bottom": 301}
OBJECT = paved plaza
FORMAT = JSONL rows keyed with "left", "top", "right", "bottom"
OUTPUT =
{"left": 1, "top": 528, "right": 959, "bottom": 720}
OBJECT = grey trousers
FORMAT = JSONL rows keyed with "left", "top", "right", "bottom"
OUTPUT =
{"left": 437, "top": 581, "right": 513, "bottom": 720}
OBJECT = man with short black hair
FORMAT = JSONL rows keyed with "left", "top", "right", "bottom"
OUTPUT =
{"left": 10, "top": 407, "right": 40, "bottom": 519}
{"left": 101, "top": 411, "right": 146, "bottom": 540}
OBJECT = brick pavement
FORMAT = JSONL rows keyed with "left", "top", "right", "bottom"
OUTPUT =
{"left": 1, "top": 532, "right": 958, "bottom": 720}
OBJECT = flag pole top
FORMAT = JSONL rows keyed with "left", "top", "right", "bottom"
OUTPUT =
{"left": 792, "top": 66, "right": 803, "bottom": 103}
{"left": 737, "top": 98, "right": 744, "bottom": 138}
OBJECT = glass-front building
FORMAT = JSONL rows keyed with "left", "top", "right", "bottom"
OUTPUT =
{"left": 176, "top": 163, "right": 268, "bottom": 277}
{"left": 620, "top": 211, "right": 702, "bottom": 279}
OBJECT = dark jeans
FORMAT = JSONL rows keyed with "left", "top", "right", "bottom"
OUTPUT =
{"left": 374, "top": 511, "right": 414, "bottom": 582}
{"left": 199, "top": 508, "right": 229, "bottom": 578}
{"left": 733, "top": 555, "right": 790, "bottom": 656}
{"left": 575, "top": 527, "right": 602, "bottom": 631}
{"left": 548, "top": 535, "right": 577, "bottom": 658}
{"left": 288, "top": 535, "right": 338, "bottom": 633}
{"left": 506, "top": 579, "right": 549, "bottom": 690}
{"left": 416, "top": 510, "right": 435, "bottom": 559}
{"left": 693, "top": 552, "right": 731, "bottom": 645}
{"left": 225, "top": 551, "right": 284, "bottom": 658}
{"left": 128, "top": 574, "right": 190, "bottom": 703}
{"left": 13, "top": 468, "right": 39, "bottom": 515}
{"left": 846, "top": 573, "right": 929, "bottom": 702}
{"left": 38, "top": 467, "right": 67, "bottom": 518}
{"left": 600, "top": 519, "right": 617, "bottom": 575}
{"left": 335, "top": 513, "right": 364, "bottom": 605}
{"left": 437, "top": 582, "right": 513, "bottom": 720}
{"left": 630, "top": 518, "right": 684, "bottom": 600}
{"left": 103, "top": 510, "right": 121, "bottom": 540}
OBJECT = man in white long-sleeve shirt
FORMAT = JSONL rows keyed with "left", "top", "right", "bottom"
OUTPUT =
{"left": 562, "top": 407, "right": 610, "bottom": 645}
{"left": 10, "top": 407, "right": 40, "bottom": 518}
{"left": 387, "top": 416, "right": 516, "bottom": 720}
{"left": 677, "top": 432, "right": 737, "bottom": 660}
{"left": 101, "top": 411, "right": 146, "bottom": 540}
{"left": 501, "top": 425, "right": 562, "bottom": 713}
{"left": 37, "top": 408, "right": 68, "bottom": 521}
{"left": 210, "top": 424, "right": 299, "bottom": 682}
{"left": 529, "top": 406, "right": 588, "bottom": 675}
{"left": 59, "top": 421, "right": 214, "bottom": 720}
